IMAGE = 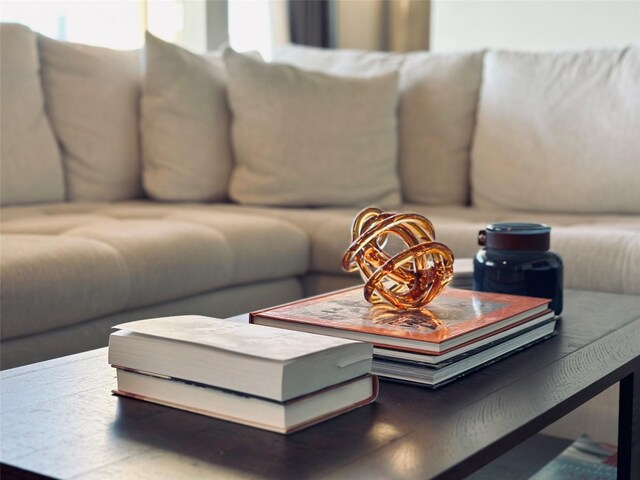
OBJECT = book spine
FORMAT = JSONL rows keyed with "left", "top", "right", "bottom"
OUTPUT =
{"left": 284, "top": 375, "right": 379, "bottom": 434}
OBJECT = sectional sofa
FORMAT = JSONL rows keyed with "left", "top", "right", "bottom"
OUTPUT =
{"left": 1, "top": 23, "right": 638, "bottom": 441}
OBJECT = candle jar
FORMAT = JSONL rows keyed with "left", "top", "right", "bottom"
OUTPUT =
{"left": 473, "top": 223, "right": 563, "bottom": 315}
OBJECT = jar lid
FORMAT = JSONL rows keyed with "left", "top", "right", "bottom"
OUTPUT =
{"left": 478, "top": 223, "right": 550, "bottom": 251}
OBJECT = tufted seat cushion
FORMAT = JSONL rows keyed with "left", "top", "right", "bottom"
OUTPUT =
{"left": 207, "top": 203, "right": 640, "bottom": 296}
{"left": 0, "top": 202, "right": 308, "bottom": 339}
{"left": 0, "top": 234, "right": 130, "bottom": 339}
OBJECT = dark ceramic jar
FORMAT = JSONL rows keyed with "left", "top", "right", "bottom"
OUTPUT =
{"left": 473, "top": 223, "right": 563, "bottom": 315}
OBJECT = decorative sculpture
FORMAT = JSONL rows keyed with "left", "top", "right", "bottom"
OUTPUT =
{"left": 342, "top": 207, "right": 454, "bottom": 310}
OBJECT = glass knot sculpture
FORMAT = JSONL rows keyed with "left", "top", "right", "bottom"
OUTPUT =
{"left": 342, "top": 207, "right": 454, "bottom": 310}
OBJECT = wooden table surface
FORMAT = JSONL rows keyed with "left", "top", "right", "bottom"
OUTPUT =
{"left": 1, "top": 290, "right": 639, "bottom": 480}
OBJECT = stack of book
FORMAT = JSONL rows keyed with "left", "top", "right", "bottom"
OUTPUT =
{"left": 108, "top": 316, "right": 378, "bottom": 434}
{"left": 250, "top": 286, "right": 557, "bottom": 388}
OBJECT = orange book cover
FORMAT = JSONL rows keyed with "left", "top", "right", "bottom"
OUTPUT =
{"left": 250, "top": 286, "right": 552, "bottom": 354}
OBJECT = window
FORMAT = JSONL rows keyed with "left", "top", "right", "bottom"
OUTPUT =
{"left": 0, "top": 0, "right": 287, "bottom": 55}
{"left": 0, "top": 0, "right": 207, "bottom": 52}
{"left": 0, "top": 0, "right": 145, "bottom": 49}
{"left": 228, "top": 0, "right": 289, "bottom": 60}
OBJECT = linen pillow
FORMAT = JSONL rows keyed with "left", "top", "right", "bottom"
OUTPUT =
{"left": 273, "top": 44, "right": 484, "bottom": 205}
{"left": 141, "top": 33, "right": 233, "bottom": 201}
{"left": 224, "top": 48, "right": 401, "bottom": 207}
{"left": 0, "top": 24, "right": 65, "bottom": 205}
{"left": 38, "top": 35, "right": 142, "bottom": 201}
{"left": 472, "top": 47, "right": 640, "bottom": 213}
{"left": 399, "top": 51, "right": 483, "bottom": 205}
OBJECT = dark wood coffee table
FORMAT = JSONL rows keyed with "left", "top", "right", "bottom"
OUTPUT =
{"left": 1, "top": 290, "right": 638, "bottom": 479}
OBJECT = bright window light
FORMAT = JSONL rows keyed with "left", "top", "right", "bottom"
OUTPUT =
{"left": 0, "top": 0, "right": 206, "bottom": 52}
{"left": 228, "top": 0, "right": 274, "bottom": 59}
{"left": 1, "top": 1, "right": 283, "bottom": 55}
{"left": 147, "top": 1, "right": 185, "bottom": 44}
{"left": 0, "top": 0, "right": 145, "bottom": 49}
{"left": 147, "top": 0, "right": 207, "bottom": 53}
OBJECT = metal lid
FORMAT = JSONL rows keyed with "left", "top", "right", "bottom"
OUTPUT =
{"left": 478, "top": 223, "right": 551, "bottom": 251}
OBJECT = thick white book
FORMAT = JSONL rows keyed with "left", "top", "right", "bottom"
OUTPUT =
{"left": 108, "top": 316, "right": 373, "bottom": 402}
{"left": 114, "top": 369, "right": 379, "bottom": 434}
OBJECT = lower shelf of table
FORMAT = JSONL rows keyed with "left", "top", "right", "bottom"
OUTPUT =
{"left": 468, "top": 434, "right": 572, "bottom": 479}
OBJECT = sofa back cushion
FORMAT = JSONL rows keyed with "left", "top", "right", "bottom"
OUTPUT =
{"left": 38, "top": 35, "right": 142, "bottom": 201}
{"left": 0, "top": 24, "right": 65, "bottom": 206}
{"left": 225, "top": 48, "right": 401, "bottom": 207}
{"left": 141, "top": 33, "right": 232, "bottom": 201}
{"left": 273, "top": 45, "right": 484, "bottom": 206}
{"left": 472, "top": 47, "right": 640, "bottom": 213}
{"left": 273, "top": 44, "right": 404, "bottom": 75}
{"left": 400, "top": 51, "right": 483, "bottom": 205}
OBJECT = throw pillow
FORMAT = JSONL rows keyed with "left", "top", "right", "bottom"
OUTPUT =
{"left": 0, "top": 24, "right": 65, "bottom": 205}
{"left": 38, "top": 35, "right": 142, "bottom": 201}
{"left": 141, "top": 33, "right": 233, "bottom": 201}
{"left": 224, "top": 48, "right": 401, "bottom": 207}
{"left": 472, "top": 47, "right": 640, "bottom": 213}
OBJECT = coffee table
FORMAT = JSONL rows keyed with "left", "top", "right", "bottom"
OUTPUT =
{"left": 1, "top": 290, "right": 638, "bottom": 479}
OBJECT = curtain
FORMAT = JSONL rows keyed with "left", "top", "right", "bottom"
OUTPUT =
{"left": 270, "top": 0, "right": 291, "bottom": 53}
{"left": 330, "top": 0, "right": 430, "bottom": 52}
{"left": 288, "top": 0, "right": 332, "bottom": 48}
{"left": 385, "top": 0, "right": 430, "bottom": 52}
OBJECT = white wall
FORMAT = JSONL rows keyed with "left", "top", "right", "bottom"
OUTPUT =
{"left": 431, "top": 0, "right": 640, "bottom": 51}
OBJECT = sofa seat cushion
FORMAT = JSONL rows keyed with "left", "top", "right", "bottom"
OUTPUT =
{"left": 1, "top": 278, "right": 304, "bottom": 370}
{"left": 62, "top": 219, "right": 236, "bottom": 306}
{"left": 0, "top": 202, "right": 308, "bottom": 338}
{"left": 209, "top": 204, "right": 640, "bottom": 296}
{"left": 0, "top": 234, "right": 131, "bottom": 340}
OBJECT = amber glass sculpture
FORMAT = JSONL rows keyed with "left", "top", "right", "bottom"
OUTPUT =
{"left": 342, "top": 207, "right": 454, "bottom": 310}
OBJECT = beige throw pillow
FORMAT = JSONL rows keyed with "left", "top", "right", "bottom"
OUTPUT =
{"left": 141, "top": 33, "right": 233, "bottom": 201}
{"left": 0, "top": 24, "right": 65, "bottom": 205}
{"left": 472, "top": 47, "right": 640, "bottom": 214}
{"left": 38, "top": 35, "right": 142, "bottom": 201}
{"left": 224, "top": 49, "right": 401, "bottom": 207}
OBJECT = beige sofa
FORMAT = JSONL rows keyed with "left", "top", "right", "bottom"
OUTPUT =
{"left": 1, "top": 23, "right": 638, "bottom": 441}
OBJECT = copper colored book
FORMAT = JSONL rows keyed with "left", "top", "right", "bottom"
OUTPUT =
{"left": 250, "top": 287, "right": 552, "bottom": 355}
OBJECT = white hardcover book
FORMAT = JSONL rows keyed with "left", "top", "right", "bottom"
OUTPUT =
{"left": 114, "top": 369, "right": 379, "bottom": 434}
{"left": 108, "top": 316, "right": 373, "bottom": 402}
